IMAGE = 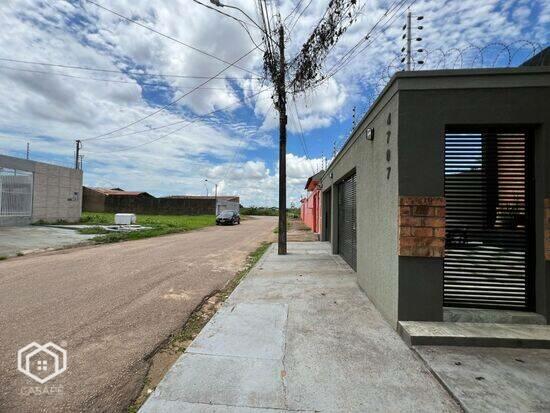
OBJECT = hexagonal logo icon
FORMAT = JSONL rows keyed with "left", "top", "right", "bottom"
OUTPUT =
{"left": 17, "top": 342, "right": 67, "bottom": 384}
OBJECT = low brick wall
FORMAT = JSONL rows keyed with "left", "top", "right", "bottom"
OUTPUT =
{"left": 398, "top": 196, "right": 446, "bottom": 258}
{"left": 545, "top": 199, "right": 550, "bottom": 260}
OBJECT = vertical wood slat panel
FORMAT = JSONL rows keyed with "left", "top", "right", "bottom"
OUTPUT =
{"left": 444, "top": 131, "right": 530, "bottom": 310}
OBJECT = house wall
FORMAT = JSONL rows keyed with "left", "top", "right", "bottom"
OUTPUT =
{"left": 82, "top": 192, "right": 218, "bottom": 215}
{"left": 321, "top": 67, "right": 550, "bottom": 328}
{"left": 103, "top": 194, "right": 157, "bottom": 214}
{"left": 321, "top": 82, "right": 400, "bottom": 327}
{"left": 82, "top": 187, "right": 106, "bottom": 212}
{"left": 301, "top": 188, "right": 320, "bottom": 233}
{"left": 0, "top": 155, "right": 82, "bottom": 225}
{"left": 216, "top": 200, "right": 240, "bottom": 214}
{"left": 396, "top": 68, "right": 550, "bottom": 323}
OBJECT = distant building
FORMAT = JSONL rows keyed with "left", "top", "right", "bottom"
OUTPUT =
{"left": 83, "top": 187, "right": 155, "bottom": 213}
{"left": 300, "top": 170, "right": 324, "bottom": 234}
{"left": 83, "top": 187, "right": 239, "bottom": 215}
{"left": 162, "top": 195, "right": 240, "bottom": 215}
{"left": 0, "top": 154, "right": 82, "bottom": 226}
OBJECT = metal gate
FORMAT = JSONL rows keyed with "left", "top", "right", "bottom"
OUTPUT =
{"left": 0, "top": 168, "right": 33, "bottom": 217}
{"left": 338, "top": 174, "right": 357, "bottom": 270}
{"left": 444, "top": 130, "right": 532, "bottom": 310}
{"left": 323, "top": 189, "right": 331, "bottom": 241}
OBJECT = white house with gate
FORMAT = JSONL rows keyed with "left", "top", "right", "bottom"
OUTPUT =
{"left": 0, "top": 154, "right": 83, "bottom": 226}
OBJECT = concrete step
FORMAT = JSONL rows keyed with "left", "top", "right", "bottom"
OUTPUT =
{"left": 398, "top": 321, "right": 550, "bottom": 349}
{"left": 443, "top": 307, "right": 547, "bottom": 325}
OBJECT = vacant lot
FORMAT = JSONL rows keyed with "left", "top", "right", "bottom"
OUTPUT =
{"left": 0, "top": 216, "right": 276, "bottom": 412}
{"left": 80, "top": 212, "right": 216, "bottom": 243}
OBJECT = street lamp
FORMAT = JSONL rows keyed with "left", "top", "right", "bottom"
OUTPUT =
{"left": 209, "top": 0, "right": 265, "bottom": 32}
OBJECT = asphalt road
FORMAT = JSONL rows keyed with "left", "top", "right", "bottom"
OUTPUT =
{"left": 0, "top": 216, "right": 276, "bottom": 412}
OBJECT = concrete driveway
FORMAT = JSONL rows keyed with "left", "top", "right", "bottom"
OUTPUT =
{"left": 0, "top": 216, "right": 276, "bottom": 413}
{"left": 141, "top": 242, "right": 459, "bottom": 412}
{"left": 0, "top": 226, "right": 95, "bottom": 257}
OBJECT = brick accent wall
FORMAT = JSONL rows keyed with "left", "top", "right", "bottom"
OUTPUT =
{"left": 398, "top": 196, "right": 446, "bottom": 258}
{"left": 545, "top": 199, "right": 550, "bottom": 261}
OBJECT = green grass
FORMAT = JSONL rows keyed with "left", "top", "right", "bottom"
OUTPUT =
{"left": 0, "top": 256, "right": 7, "bottom": 261}
{"left": 240, "top": 206, "right": 278, "bottom": 216}
{"left": 273, "top": 220, "right": 292, "bottom": 233}
{"left": 80, "top": 212, "right": 215, "bottom": 244}
{"left": 241, "top": 206, "right": 300, "bottom": 218}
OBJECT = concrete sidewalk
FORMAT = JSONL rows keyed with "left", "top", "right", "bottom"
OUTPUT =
{"left": 140, "top": 242, "right": 459, "bottom": 412}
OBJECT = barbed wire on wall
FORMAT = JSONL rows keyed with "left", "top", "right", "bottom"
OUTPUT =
{"left": 330, "top": 40, "right": 547, "bottom": 156}
{"left": 368, "top": 40, "right": 546, "bottom": 108}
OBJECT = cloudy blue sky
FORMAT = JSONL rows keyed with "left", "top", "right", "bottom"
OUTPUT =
{"left": 0, "top": 0, "right": 548, "bottom": 206}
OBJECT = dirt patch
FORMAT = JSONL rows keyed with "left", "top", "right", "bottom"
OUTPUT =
{"left": 287, "top": 218, "right": 319, "bottom": 242}
{"left": 127, "top": 242, "right": 272, "bottom": 412}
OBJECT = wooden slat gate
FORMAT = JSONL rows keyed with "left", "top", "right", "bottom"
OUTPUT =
{"left": 444, "top": 130, "right": 533, "bottom": 310}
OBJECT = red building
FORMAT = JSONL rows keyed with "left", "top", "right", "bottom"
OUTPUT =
{"left": 300, "top": 171, "right": 324, "bottom": 234}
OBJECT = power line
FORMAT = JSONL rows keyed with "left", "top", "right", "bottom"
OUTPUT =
{"left": 331, "top": 0, "right": 405, "bottom": 66}
{"left": 324, "top": 0, "right": 414, "bottom": 79}
{"left": 84, "top": 0, "right": 261, "bottom": 77}
{"left": 258, "top": 0, "right": 276, "bottom": 59}
{"left": 221, "top": 101, "right": 275, "bottom": 184}
{"left": 284, "top": 0, "right": 305, "bottom": 23}
{"left": 0, "top": 65, "right": 240, "bottom": 90}
{"left": 88, "top": 88, "right": 270, "bottom": 142}
{"left": 287, "top": 0, "right": 313, "bottom": 35}
{"left": 291, "top": 97, "right": 316, "bottom": 175}
{"left": 0, "top": 57, "right": 258, "bottom": 80}
{"left": 81, "top": 46, "right": 259, "bottom": 141}
{"left": 87, "top": 92, "right": 272, "bottom": 154}
{"left": 191, "top": 0, "right": 265, "bottom": 51}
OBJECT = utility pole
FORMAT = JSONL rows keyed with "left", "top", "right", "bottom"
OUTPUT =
{"left": 197, "top": 0, "right": 358, "bottom": 255}
{"left": 276, "top": 25, "right": 287, "bottom": 255}
{"left": 214, "top": 183, "right": 218, "bottom": 214}
{"left": 26, "top": 142, "right": 29, "bottom": 160}
{"left": 406, "top": 11, "right": 412, "bottom": 71}
{"left": 75, "top": 140, "right": 82, "bottom": 169}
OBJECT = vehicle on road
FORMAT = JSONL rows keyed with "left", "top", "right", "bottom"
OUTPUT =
{"left": 216, "top": 210, "right": 240, "bottom": 225}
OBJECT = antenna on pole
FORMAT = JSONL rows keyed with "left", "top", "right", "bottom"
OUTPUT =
{"left": 26, "top": 142, "right": 30, "bottom": 160}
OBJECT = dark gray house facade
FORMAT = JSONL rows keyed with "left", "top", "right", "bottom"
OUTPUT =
{"left": 320, "top": 67, "right": 550, "bottom": 328}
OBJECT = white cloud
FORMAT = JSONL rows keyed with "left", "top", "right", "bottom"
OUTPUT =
{"left": 0, "top": 0, "right": 546, "bottom": 206}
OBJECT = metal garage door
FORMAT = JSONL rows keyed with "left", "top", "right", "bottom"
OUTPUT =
{"left": 338, "top": 174, "right": 357, "bottom": 270}
{"left": 444, "top": 130, "right": 533, "bottom": 310}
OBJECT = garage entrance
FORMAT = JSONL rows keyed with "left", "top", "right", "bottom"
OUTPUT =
{"left": 323, "top": 189, "right": 331, "bottom": 241}
{"left": 444, "top": 129, "right": 533, "bottom": 310}
{"left": 0, "top": 168, "right": 33, "bottom": 218}
{"left": 338, "top": 174, "right": 357, "bottom": 270}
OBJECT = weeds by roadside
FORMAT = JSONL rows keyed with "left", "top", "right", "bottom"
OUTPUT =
{"left": 79, "top": 212, "right": 215, "bottom": 243}
{"left": 127, "top": 241, "right": 271, "bottom": 412}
